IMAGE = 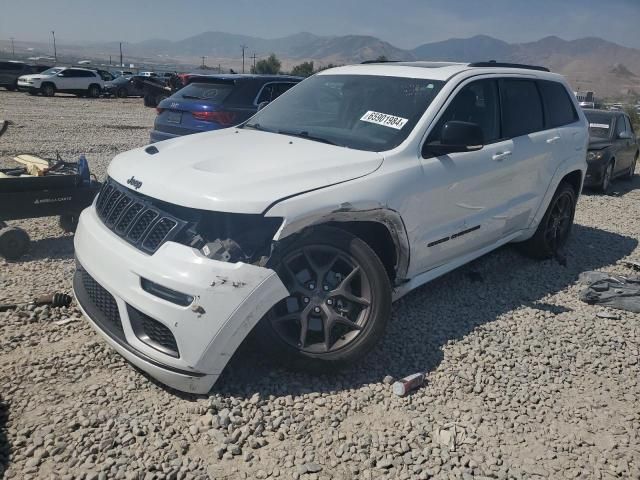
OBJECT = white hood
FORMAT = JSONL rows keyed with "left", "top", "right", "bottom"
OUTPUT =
{"left": 19, "top": 74, "right": 51, "bottom": 81}
{"left": 108, "top": 128, "right": 383, "bottom": 214}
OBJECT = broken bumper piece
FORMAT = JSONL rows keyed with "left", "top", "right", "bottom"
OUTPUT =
{"left": 73, "top": 206, "right": 288, "bottom": 394}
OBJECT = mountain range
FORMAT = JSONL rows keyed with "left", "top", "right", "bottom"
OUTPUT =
{"left": 4, "top": 32, "right": 640, "bottom": 99}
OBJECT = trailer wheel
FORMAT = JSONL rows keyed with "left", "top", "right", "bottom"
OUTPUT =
{"left": 59, "top": 214, "right": 79, "bottom": 233}
{"left": 0, "top": 226, "right": 30, "bottom": 261}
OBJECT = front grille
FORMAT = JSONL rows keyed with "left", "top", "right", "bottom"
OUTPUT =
{"left": 95, "top": 178, "right": 184, "bottom": 254}
{"left": 75, "top": 266, "right": 125, "bottom": 342}
{"left": 128, "top": 306, "right": 180, "bottom": 358}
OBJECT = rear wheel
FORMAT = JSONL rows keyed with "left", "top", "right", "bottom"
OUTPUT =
{"left": 0, "top": 226, "right": 30, "bottom": 261}
{"left": 257, "top": 226, "right": 391, "bottom": 369}
{"left": 41, "top": 83, "right": 55, "bottom": 97}
{"left": 116, "top": 87, "right": 128, "bottom": 98}
{"left": 87, "top": 84, "right": 101, "bottom": 98}
{"left": 519, "top": 182, "right": 576, "bottom": 260}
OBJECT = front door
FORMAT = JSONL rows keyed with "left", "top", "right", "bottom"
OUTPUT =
{"left": 415, "top": 78, "right": 514, "bottom": 272}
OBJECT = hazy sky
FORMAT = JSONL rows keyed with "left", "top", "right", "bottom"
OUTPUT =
{"left": 2, "top": 0, "right": 639, "bottom": 49}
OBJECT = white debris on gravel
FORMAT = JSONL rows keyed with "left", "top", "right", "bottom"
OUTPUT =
{"left": 1, "top": 91, "right": 640, "bottom": 479}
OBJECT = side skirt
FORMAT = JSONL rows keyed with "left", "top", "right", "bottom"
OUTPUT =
{"left": 392, "top": 231, "right": 522, "bottom": 301}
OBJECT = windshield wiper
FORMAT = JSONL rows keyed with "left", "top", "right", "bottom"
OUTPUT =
{"left": 243, "top": 123, "right": 265, "bottom": 131}
{"left": 277, "top": 130, "right": 338, "bottom": 146}
{"left": 181, "top": 94, "right": 204, "bottom": 100}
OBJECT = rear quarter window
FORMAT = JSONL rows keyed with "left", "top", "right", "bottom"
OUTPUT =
{"left": 500, "top": 79, "right": 544, "bottom": 138}
{"left": 538, "top": 80, "right": 578, "bottom": 128}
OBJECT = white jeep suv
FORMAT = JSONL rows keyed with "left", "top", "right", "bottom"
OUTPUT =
{"left": 17, "top": 66, "right": 104, "bottom": 97}
{"left": 73, "top": 61, "right": 588, "bottom": 393}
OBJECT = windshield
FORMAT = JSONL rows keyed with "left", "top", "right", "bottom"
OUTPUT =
{"left": 41, "top": 67, "right": 64, "bottom": 76}
{"left": 244, "top": 74, "right": 444, "bottom": 152}
{"left": 585, "top": 112, "right": 613, "bottom": 139}
{"left": 177, "top": 81, "right": 235, "bottom": 102}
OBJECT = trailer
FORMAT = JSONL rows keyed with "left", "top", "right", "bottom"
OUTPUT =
{"left": 0, "top": 120, "right": 101, "bottom": 260}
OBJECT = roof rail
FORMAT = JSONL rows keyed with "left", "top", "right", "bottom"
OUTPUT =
{"left": 468, "top": 61, "right": 550, "bottom": 72}
{"left": 360, "top": 60, "right": 400, "bottom": 64}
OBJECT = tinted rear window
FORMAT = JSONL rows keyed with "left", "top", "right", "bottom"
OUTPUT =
{"left": 585, "top": 112, "right": 613, "bottom": 139}
{"left": 501, "top": 79, "right": 544, "bottom": 138}
{"left": 538, "top": 80, "right": 578, "bottom": 128}
{"left": 178, "top": 82, "right": 234, "bottom": 102}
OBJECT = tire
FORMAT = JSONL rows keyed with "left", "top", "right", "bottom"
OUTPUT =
{"left": 143, "top": 94, "right": 156, "bottom": 107}
{"left": 116, "top": 87, "right": 128, "bottom": 98}
{"left": 256, "top": 226, "right": 392, "bottom": 370}
{"left": 519, "top": 182, "right": 576, "bottom": 260}
{"left": 87, "top": 84, "right": 101, "bottom": 98}
{"left": 6, "top": 83, "right": 16, "bottom": 91}
{"left": 598, "top": 161, "right": 614, "bottom": 193}
{"left": 0, "top": 227, "right": 30, "bottom": 261}
{"left": 59, "top": 214, "right": 79, "bottom": 233}
{"left": 41, "top": 83, "right": 55, "bottom": 97}
{"left": 623, "top": 153, "right": 638, "bottom": 180}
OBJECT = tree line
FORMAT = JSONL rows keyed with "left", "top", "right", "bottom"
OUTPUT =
{"left": 251, "top": 53, "right": 389, "bottom": 76}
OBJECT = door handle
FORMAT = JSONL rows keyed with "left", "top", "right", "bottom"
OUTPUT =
{"left": 546, "top": 136, "right": 561, "bottom": 144}
{"left": 492, "top": 151, "right": 512, "bottom": 161}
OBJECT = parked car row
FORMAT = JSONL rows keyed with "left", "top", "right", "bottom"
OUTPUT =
{"left": 0, "top": 60, "right": 49, "bottom": 91}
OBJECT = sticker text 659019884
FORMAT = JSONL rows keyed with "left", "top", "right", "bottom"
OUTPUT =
{"left": 360, "top": 111, "right": 409, "bottom": 130}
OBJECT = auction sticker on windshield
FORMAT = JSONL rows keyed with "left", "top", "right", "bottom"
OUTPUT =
{"left": 360, "top": 111, "right": 408, "bottom": 130}
{"left": 589, "top": 123, "right": 610, "bottom": 129}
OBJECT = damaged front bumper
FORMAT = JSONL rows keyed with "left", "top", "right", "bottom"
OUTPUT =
{"left": 73, "top": 206, "right": 288, "bottom": 394}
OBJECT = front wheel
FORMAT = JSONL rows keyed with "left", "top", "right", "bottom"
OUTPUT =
{"left": 598, "top": 161, "right": 614, "bottom": 193}
{"left": 41, "top": 83, "right": 55, "bottom": 97}
{"left": 519, "top": 182, "right": 576, "bottom": 260}
{"left": 256, "top": 226, "right": 392, "bottom": 369}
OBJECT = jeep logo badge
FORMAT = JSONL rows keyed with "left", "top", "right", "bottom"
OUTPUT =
{"left": 127, "top": 176, "right": 142, "bottom": 190}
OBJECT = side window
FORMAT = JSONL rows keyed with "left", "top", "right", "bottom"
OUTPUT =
{"left": 624, "top": 116, "right": 634, "bottom": 134}
{"left": 500, "top": 79, "right": 544, "bottom": 138}
{"left": 271, "top": 82, "right": 295, "bottom": 100}
{"left": 614, "top": 116, "right": 626, "bottom": 137}
{"left": 62, "top": 69, "right": 80, "bottom": 77}
{"left": 538, "top": 80, "right": 578, "bottom": 128}
{"left": 256, "top": 84, "right": 275, "bottom": 104}
{"left": 428, "top": 79, "right": 500, "bottom": 144}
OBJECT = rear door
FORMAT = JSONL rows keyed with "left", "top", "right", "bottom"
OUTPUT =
{"left": 498, "top": 78, "right": 558, "bottom": 231}
{"left": 537, "top": 79, "right": 583, "bottom": 187}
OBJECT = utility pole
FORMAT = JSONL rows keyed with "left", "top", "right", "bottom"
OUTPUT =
{"left": 51, "top": 30, "right": 57, "bottom": 63}
{"left": 201, "top": 56, "right": 206, "bottom": 68}
{"left": 109, "top": 55, "right": 112, "bottom": 66}
{"left": 240, "top": 44, "right": 248, "bottom": 73}
{"left": 10, "top": 37, "right": 15, "bottom": 57}
{"left": 119, "top": 42, "right": 123, "bottom": 67}
{"left": 251, "top": 53, "right": 257, "bottom": 72}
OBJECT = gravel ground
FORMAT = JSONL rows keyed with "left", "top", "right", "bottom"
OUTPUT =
{"left": 1, "top": 90, "right": 639, "bottom": 480}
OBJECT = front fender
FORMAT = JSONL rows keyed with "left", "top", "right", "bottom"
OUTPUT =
{"left": 268, "top": 200, "right": 411, "bottom": 283}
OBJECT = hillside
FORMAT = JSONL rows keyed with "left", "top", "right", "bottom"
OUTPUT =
{"left": 2, "top": 32, "right": 639, "bottom": 99}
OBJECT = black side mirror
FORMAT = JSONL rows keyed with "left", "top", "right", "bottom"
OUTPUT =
{"left": 257, "top": 101, "right": 269, "bottom": 111}
{"left": 423, "top": 121, "right": 484, "bottom": 156}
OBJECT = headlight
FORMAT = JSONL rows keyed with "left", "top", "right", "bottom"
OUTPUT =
{"left": 587, "top": 151, "right": 604, "bottom": 162}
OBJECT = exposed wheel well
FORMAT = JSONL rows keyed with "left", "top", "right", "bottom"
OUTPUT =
{"left": 561, "top": 170, "right": 584, "bottom": 196}
{"left": 325, "top": 221, "right": 398, "bottom": 283}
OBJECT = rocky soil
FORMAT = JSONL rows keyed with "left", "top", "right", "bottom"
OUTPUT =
{"left": 1, "top": 90, "right": 639, "bottom": 479}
